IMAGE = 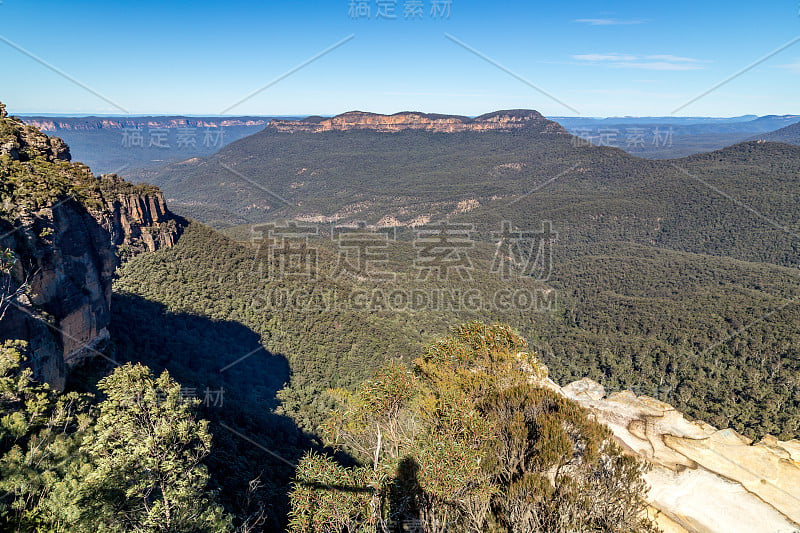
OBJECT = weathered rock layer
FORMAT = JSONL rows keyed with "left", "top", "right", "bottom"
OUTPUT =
{"left": 21, "top": 116, "right": 269, "bottom": 132}
{"left": 561, "top": 378, "right": 800, "bottom": 533}
{"left": 98, "top": 175, "right": 185, "bottom": 255}
{"left": 268, "top": 110, "right": 568, "bottom": 134}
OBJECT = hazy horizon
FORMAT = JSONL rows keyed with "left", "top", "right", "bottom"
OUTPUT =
{"left": 10, "top": 111, "right": 796, "bottom": 120}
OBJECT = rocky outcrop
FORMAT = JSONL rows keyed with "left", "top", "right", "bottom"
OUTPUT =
{"left": 0, "top": 186, "right": 183, "bottom": 386}
{"left": 560, "top": 378, "right": 800, "bottom": 533}
{"left": 98, "top": 175, "right": 185, "bottom": 256}
{"left": 0, "top": 102, "right": 184, "bottom": 387}
{"left": 267, "top": 110, "right": 568, "bottom": 134}
{"left": 1, "top": 103, "right": 70, "bottom": 162}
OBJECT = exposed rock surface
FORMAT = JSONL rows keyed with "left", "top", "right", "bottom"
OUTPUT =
{"left": 98, "top": 174, "right": 185, "bottom": 256}
{"left": 1, "top": 199, "right": 118, "bottom": 388}
{"left": 268, "top": 110, "right": 568, "bottom": 134}
{"left": 0, "top": 102, "right": 184, "bottom": 387}
{"left": 1, "top": 103, "right": 70, "bottom": 162}
{"left": 561, "top": 378, "right": 800, "bottom": 533}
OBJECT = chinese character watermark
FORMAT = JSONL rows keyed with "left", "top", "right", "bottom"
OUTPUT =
{"left": 348, "top": 0, "right": 451, "bottom": 19}
{"left": 247, "top": 220, "right": 558, "bottom": 313}
{"left": 121, "top": 128, "right": 145, "bottom": 148}
{"left": 332, "top": 222, "right": 396, "bottom": 281}
{"left": 414, "top": 222, "right": 474, "bottom": 281}
{"left": 570, "top": 126, "right": 674, "bottom": 149}
{"left": 203, "top": 387, "right": 225, "bottom": 408}
{"left": 121, "top": 126, "right": 227, "bottom": 149}
{"left": 491, "top": 221, "right": 556, "bottom": 281}
{"left": 251, "top": 222, "right": 319, "bottom": 280}
{"left": 203, "top": 127, "right": 225, "bottom": 148}
{"left": 148, "top": 128, "right": 170, "bottom": 149}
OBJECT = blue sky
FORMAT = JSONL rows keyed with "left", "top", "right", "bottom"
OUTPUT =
{"left": 0, "top": 0, "right": 798, "bottom": 117}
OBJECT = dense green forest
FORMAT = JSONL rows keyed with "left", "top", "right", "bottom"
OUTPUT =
{"left": 114, "top": 222, "right": 800, "bottom": 440}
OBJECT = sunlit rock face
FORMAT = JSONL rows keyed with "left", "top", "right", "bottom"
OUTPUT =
{"left": 561, "top": 378, "right": 800, "bottom": 533}
{"left": 268, "top": 110, "right": 568, "bottom": 134}
{"left": 0, "top": 102, "right": 70, "bottom": 162}
{"left": 22, "top": 117, "right": 269, "bottom": 132}
{"left": 97, "top": 174, "right": 185, "bottom": 256}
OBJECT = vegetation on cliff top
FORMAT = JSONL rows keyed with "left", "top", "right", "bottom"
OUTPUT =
{"left": 294, "top": 322, "right": 658, "bottom": 532}
{"left": 0, "top": 104, "right": 163, "bottom": 221}
{"left": 0, "top": 106, "right": 99, "bottom": 218}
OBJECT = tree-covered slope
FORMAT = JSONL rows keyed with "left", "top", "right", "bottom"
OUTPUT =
{"left": 753, "top": 121, "right": 800, "bottom": 145}
{"left": 152, "top": 115, "right": 800, "bottom": 271}
{"left": 114, "top": 222, "right": 800, "bottom": 441}
{"left": 152, "top": 125, "right": 578, "bottom": 226}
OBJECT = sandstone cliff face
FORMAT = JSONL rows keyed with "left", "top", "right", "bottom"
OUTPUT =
{"left": 98, "top": 175, "right": 185, "bottom": 256}
{"left": 0, "top": 104, "right": 184, "bottom": 387}
{"left": 0, "top": 199, "right": 117, "bottom": 388}
{"left": 0, "top": 188, "right": 183, "bottom": 387}
{"left": 560, "top": 378, "right": 800, "bottom": 533}
{"left": 268, "top": 110, "right": 568, "bottom": 134}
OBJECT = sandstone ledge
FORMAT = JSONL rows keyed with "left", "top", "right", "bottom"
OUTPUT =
{"left": 561, "top": 378, "right": 800, "bottom": 533}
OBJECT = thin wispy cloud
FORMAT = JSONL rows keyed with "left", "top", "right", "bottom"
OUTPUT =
{"left": 621, "top": 62, "right": 703, "bottom": 71}
{"left": 573, "top": 54, "right": 638, "bottom": 62}
{"left": 573, "top": 53, "right": 705, "bottom": 71}
{"left": 575, "top": 18, "right": 647, "bottom": 26}
{"left": 647, "top": 54, "right": 698, "bottom": 63}
{"left": 778, "top": 61, "right": 800, "bottom": 73}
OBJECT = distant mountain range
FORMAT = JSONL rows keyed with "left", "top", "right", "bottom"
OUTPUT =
{"left": 555, "top": 114, "right": 800, "bottom": 158}
{"left": 19, "top": 111, "right": 798, "bottom": 179}
{"left": 20, "top": 116, "right": 272, "bottom": 131}
{"left": 751, "top": 120, "right": 800, "bottom": 144}
{"left": 555, "top": 114, "right": 800, "bottom": 135}
{"left": 17, "top": 115, "right": 295, "bottom": 178}
{"left": 551, "top": 114, "right": 797, "bottom": 127}
{"left": 150, "top": 110, "right": 800, "bottom": 266}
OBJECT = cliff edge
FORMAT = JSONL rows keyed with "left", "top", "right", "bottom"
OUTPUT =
{"left": 561, "top": 378, "right": 800, "bottom": 533}
{"left": 0, "top": 101, "right": 184, "bottom": 387}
